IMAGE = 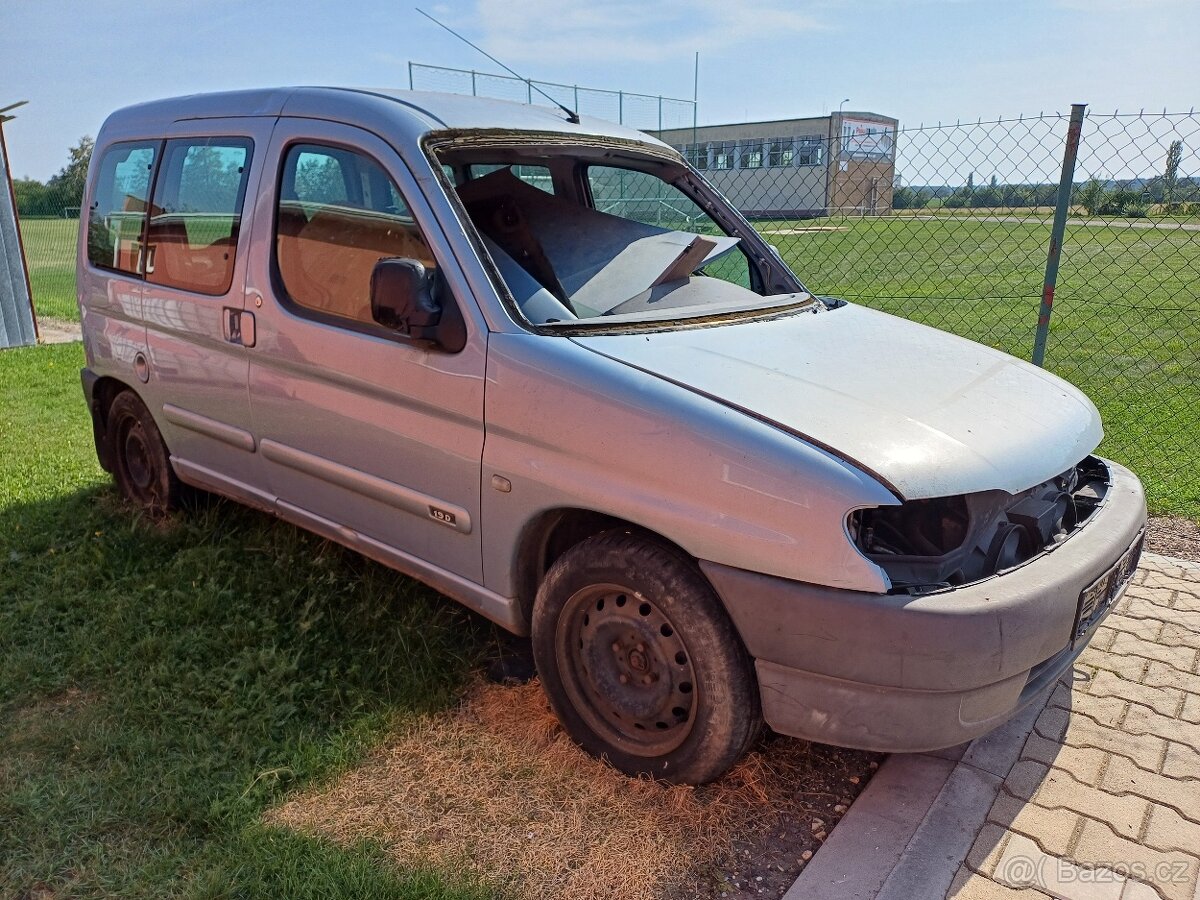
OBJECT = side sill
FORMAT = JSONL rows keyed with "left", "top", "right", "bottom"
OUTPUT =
{"left": 275, "top": 500, "right": 525, "bottom": 635}
{"left": 170, "top": 457, "right": 276, "bottom": 513}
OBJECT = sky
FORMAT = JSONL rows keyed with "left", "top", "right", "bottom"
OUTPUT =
{"left": 1, "top": 0, "right": 1197, "bottom": 182}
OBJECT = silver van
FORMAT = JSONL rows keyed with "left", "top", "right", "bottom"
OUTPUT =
{"left": 79, "top": 88, "right": 1146, "bottom": 784}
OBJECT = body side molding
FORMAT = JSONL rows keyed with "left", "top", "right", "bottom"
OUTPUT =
{"left": 259, "top": 438, "right": 473, "bottom": 534}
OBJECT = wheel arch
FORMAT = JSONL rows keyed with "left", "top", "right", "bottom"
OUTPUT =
{"left": 83, "top": 370, "right": 140, "bottom": 473}
{"left": 512, "top": 507, "right": 694, "bottom": 625}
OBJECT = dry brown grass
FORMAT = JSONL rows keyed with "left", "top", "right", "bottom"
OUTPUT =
{"left": 266, "top": 679, "right": 876, "bottom": 900}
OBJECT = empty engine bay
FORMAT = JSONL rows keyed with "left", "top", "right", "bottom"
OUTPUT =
{"left": 850, "top": 456, "right": 1111, "bottom": 593}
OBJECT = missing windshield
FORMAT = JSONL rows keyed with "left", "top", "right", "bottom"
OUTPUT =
{"left": 436, "top": 144, "right": 809, "bottom": 327}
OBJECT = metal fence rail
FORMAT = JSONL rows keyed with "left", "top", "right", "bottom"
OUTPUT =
{"left": 408, "top": 62, "right": 697, "bottom": 132}
{"left": 13, "top": 105, "right": 1200, "bottom": 518}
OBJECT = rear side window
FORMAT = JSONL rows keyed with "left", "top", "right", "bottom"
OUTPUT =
{"left": 144, "top": 138, "right": 252, "bottom": 295}
{"left": 275, "top": 143, "right": 436, "bottom": 325}
{"left": 86, "top": 141, "right": 157, "bottom": 275}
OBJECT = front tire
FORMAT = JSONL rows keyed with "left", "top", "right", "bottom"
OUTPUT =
{"left": 107, "top": 391, "right": 180, "bottom": 514}
{"left": 532, "top": 530, "right": 761, "bottom": 784}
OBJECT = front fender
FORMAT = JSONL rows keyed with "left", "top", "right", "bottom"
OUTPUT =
{"left": 481, "top": 333, "right": 896, "bottom": 599}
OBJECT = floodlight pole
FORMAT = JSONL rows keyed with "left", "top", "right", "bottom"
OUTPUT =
{"left": 830, "top": 99, "right": 848, "bottom": 215}
{"left": 692, "top": 51, "right": 699, "bottom": 147}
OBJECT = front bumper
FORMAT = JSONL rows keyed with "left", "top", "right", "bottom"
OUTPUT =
{"left": 701, "top": 457, "right": 1147, "bottom": 752}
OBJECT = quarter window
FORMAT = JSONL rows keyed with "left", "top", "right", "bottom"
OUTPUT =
{"left": 86, "top": 141, "right": 157, "bottom": 275}
{"left": 276, "top": 143, "right": 436, "bottom": 325}
{"left": 145, "top": 138, "right": 252, "bottom": 295}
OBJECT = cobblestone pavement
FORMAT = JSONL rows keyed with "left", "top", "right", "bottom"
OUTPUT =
{"left": 954, "top": 554, "right": 1200, "bottom": 900}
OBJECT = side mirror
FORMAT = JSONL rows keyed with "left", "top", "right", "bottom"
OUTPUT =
{"left": 371, "top": 258, "right": 441, "bottom": 341}
{"left": 370, "top": 257, "right": 467, "bottom": 352}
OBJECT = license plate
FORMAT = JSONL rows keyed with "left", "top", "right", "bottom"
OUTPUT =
{"left": 1074, "top": 530, "right": 1145, "bottom": 643}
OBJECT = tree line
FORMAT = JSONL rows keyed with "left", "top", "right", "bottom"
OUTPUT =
{"left": 895, "top": 177, "right": 1200, "bottom": 216}
{"left": 894, "top": 140, "right": 1196, "bottom": 217}
{"left": 12, "top": 136, "right": 94, "bottom": 217}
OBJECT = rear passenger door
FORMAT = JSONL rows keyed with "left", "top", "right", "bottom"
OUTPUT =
{"left": 139, "top": 118, "right": 274, "bottom": 508}
{"left": 244, "top": 119, "right": 488, "bottom": 583}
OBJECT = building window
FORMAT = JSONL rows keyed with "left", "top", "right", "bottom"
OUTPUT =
{"left": 796, "top": 138, "right": 824, "bottom": 167}
{"left": 713, "top": 142, "right": 735, "bottom": 170}
{"left": 739, "top": 141, "right": 764, "bottom": 169}
{"left": 679, "top": 143, "right": 708, "bottom": 170}
{"left": 767, "top": 138, "right": 790, "bottom": 167}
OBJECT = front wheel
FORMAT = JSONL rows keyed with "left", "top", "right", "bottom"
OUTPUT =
{"left": 531, "top": 530, "right": 761, "bottom": 784}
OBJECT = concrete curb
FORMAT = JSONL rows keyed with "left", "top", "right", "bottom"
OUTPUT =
{"left": 784, "top": 686, "right": 1054, "bottom": 900}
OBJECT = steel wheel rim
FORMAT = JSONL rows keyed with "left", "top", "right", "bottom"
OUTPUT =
{"left": 118, "top": 415, "right": 156, "bottom": 501}
{"left": 555, "top": 582, "right": 697, "bottom": 756}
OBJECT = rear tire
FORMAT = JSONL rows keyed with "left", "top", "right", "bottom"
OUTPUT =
{"left": 107, "top": 391, "right": 180, "bottom": 515}
{"left": 532, "top": 529, "right": 761, "bottom": 784}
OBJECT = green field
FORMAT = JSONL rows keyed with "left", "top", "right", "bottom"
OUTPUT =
{"left": 19, "top": 217, "right": 79, "bottom": 320}
{"left": 0, "top": 342, "right": 495, "bottom": 898}
{"left": 15, "top": 212, "right": 1199, "bottom": 517}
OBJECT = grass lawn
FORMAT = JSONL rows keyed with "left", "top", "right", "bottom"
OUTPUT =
{"left": 0, "top": 342, "right": 497, "bottom": 898}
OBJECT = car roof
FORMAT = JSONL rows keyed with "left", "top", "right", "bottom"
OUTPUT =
{"left": 99, "top": 86, "right": 671, "bottom": 150}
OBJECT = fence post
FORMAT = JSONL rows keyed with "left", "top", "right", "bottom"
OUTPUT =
{"left": 470, "top": 70, "right": 477, "bottom": 96}
{"left": 618, "top": 91, "right": 624, "bottom": 125}
{"left": 407, "top": 62, "right": 414, "bottom": 90}
{"left": 1032, "top": 103, "right": 1087, "bottom": 367}
{"left": 658, "top": 96, "right": 663, "bottom": 131}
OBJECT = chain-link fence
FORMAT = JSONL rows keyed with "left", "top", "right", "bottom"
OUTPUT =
{"left": 13, "top": 104, "right": 1199, "bottom": 518}
{"left": 408, "top": 63, "right": 697, "bottom": 132}
{"left": 13, "top": 174, "right": 78, "bottom": 321}
{"left": 677, "top": 106, "right": 1199, "bottom": 518}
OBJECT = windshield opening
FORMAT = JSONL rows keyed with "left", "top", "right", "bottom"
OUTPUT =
{"left": 436, "top": 144, "right": 809, "bottom": 327}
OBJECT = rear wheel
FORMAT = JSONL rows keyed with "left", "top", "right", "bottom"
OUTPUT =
{"left": 532, "top": 530, "right": 761, "bottom": 784}
{"left": 107, "top": 391, "right": 180, "bottom": 514}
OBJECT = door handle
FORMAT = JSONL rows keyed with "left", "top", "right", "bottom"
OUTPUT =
{"left": 223, "top": 308, "right": 256, "bottom": 348}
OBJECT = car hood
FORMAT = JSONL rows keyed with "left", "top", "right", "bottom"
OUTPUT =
{"left": 571, "top": 304, "right": 1103, "bottom": 499}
